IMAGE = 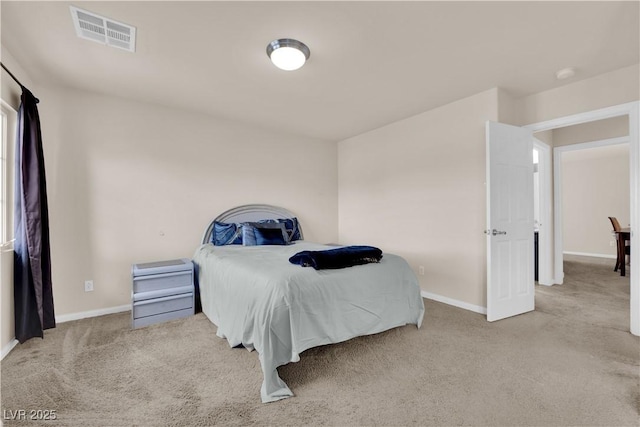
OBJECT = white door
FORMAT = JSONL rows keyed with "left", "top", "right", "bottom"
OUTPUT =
{"left": 486, "top": 121, "right": 534, "bottom": 321}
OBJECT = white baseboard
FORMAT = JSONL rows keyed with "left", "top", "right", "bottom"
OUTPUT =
{"left": 1, "top": 339, "right": 18, "bottom": 361}
{"left": 56, "top": 304, "right": 131, "bottom": 324}
{"left": 563, "top": 251, "right": 616, "bottom": 260}
{"left": 421, "top": 290, "right": 487, "bottom": 315}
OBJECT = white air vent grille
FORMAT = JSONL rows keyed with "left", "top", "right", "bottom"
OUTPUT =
{"left": 70, "top": 6, "right": 136, "bottom": 52}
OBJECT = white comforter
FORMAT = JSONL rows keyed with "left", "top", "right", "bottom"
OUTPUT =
{"left": 193, "top": 241, "right": 425, "bottom": 403}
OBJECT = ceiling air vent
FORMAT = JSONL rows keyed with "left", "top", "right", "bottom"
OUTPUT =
{"left": 70, "top": 6, "right": 136, "bottom": 53}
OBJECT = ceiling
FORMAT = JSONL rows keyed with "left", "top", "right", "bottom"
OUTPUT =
{"left": 1, "top": 1, "right": 638, "bottom": 141}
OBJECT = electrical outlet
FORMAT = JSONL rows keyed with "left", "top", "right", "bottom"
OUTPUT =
{"left": 610, "top": 240, "right": 616, "bottom": 247}
{"left": 419, "top": 266, "right": 425, "bottom": 276}
{"left": 84, "top": 280, "right": 94, "bottom": 292}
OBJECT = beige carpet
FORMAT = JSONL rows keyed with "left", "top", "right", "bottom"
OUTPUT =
{"left": 1, "top": 255, "right": 638, "bottom": 426}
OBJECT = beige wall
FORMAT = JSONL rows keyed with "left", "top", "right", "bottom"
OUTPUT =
{"left": 562, "top": 144, "right": 630, "bottom": 256}
{"left": 338, "top": 88, "right": 499, "bottom": 308}
{"left": 497, "top": 88, "right": 518, "bottom": 125}
{"left": 36, "top": 86, "right": 338, "bottom": 316}
{"left": 1, "top": 47, "right": 37, "bottom": 354}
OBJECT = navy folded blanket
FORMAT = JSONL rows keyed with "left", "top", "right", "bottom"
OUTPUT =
{"left": 289, "top": 245, "right": 383, "bottom": 270}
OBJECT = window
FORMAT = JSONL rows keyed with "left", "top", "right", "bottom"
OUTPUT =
{"left": 0, "top": 100, "right": 16, "bottom": 249}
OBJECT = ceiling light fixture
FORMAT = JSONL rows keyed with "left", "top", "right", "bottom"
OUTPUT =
{"left": 555, "top": 67, "right": 576, "bottom": 80}
{"left": 266, "top": 39, "right": 310, "bottom": 71}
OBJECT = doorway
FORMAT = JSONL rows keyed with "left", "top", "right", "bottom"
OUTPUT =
{"left": 524, "top": 102, "right": 639, "bottom": 336}
{"left": 555, "top": 136, "right": 630, "bottom": 262}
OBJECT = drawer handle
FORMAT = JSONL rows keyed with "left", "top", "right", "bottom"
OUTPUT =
{"left": 134, "top": 293, "right": 193, "bottom": 306}
{"left": 133, "top": 271, "right": 191, "bottom": 281}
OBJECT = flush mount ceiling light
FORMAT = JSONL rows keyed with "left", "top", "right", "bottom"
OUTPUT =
{"left": 266, "top": 39, "right": 310, "bottom": 71}
{"left": 555, "top": 67, "right": 576, "bottom": 80}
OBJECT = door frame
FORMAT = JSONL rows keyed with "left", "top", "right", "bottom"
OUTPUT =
{"left": 533, "top": 138, "right": 553, "bottom": 286}
{"left": 523, "top": 101, "right": 639, "bottom": 336}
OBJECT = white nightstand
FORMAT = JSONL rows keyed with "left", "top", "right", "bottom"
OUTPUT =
{"left": 131, "top": 258, "right": 194, "bottom": 329}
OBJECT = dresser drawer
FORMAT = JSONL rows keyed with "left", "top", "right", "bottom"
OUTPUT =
{"left": 133, "top": 271, "right": 192, "bottom": 294}
{"left": 133, "top": 292, "right": 193, "bottom": 319}
{"left": 132, "top": 308, "right": 194, "bottom": 329}
{"left": 133, "top": 285, "right": 193, "bottom": 302}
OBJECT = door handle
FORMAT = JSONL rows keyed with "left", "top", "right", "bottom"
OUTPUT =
{"left": 483, "top": 229, "right": 507, "bottom": 235}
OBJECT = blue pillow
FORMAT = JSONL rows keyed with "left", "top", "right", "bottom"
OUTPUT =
{"left": 243, "top": 222, "right": 288, "bottom": 246}
{"left": 258, "top": 217, "right": 302, "bottom": 243}
{"left": 212, "top": 221, "right": 242, "bottom": 246}
{"left": 242, "top": 223, "right": 258, "bottom": 246}
{"left": 254, "top": 227, "right": 288, "bottom": 246}
{"left": 279, "top": 217, "right": 302, "bottom": 242}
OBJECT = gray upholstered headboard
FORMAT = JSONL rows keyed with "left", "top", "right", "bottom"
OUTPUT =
{"left": 201, "top": 204, "right": 303, "bottom": 244}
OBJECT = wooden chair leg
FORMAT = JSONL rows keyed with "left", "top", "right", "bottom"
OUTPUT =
{"left": 614, "top": 237, "right": 622, "bottom": 271}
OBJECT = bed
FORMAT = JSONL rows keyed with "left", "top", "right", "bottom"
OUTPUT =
{"left": 192, "top": 204, "right": 425, "bottom": 403}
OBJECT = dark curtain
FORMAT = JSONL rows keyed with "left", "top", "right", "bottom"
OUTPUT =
{"left": 13, "top": 88, "right": 55, "bottom": 343}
